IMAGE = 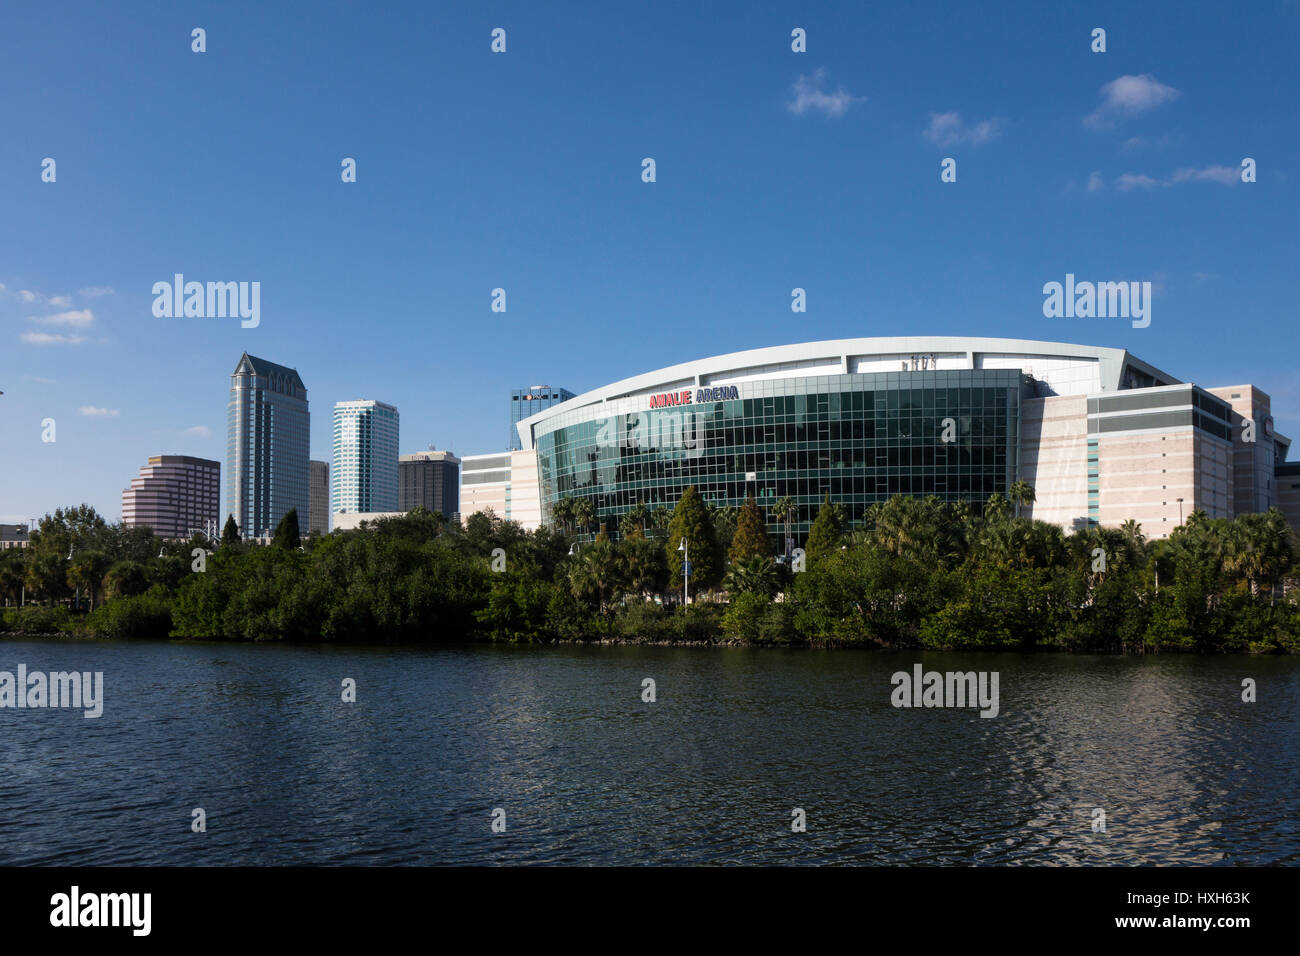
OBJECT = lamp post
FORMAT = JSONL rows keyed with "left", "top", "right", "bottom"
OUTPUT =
{"left": 66, "top": 545, "right": 76, "bottom": 611}
{"left": 677, "top": 537, "right": 690, "bottom": 606}
{"left": 1176, "top": 497, "right": 1184, "bottom": 525}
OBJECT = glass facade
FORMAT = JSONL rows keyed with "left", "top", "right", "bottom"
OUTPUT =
{"left": 509, "top": 386, "right": 574, "bottom": 451}
{"left": 332, "top": 400, "right": 400, "bottom": 514}
{"left": 534, "top": 369, "right": 1027, "bottom": 541}
{"left": 226, "top": 354, "right": 311, "bottom": 540}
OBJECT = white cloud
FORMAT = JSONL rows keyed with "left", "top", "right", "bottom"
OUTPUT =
{"left": 1114, "top": 166, "right": 1239, "bottom": 190}
{"left": 78, "top": 286, "right": 114, "bottom": 298}
{"left": 1086, "top": 74, "right": 1180, "bottom": 128}
{"left": 183, "top": 425, "right": 212, "bottom": 438}
{"left": 1170, "top": 165, "right": 1238, "bottom": 185}
{"left": 22, "top": 375, "right": 57, "bottom": 384}
{"left": 17, "top": 290, "right": 39, "bottom": 303}
{"left": 787, "top": 69, "right": 865, "bottom": 118}
{"left": 28, "top": 308, "right": 94, "bottom": 327}
{"left": 1087, "top": 171, "right": 1105, "bottom": 192}
{"left": 78, "top": 406, "right": 119, "bottom": 417}
{"left": 1115, "top": 172, "right": 1161, "bottom": 191}
{"left": 48, "top": 295, "right": 71, "bottom": 307}
{"left": 20, "top": 331, "right": 86, "bottom": 345}
{"left": 923, "top": 112, "right": 1003, "bottom": 147}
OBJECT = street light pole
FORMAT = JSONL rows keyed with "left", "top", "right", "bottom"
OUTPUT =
{"left": 677, "top": 537, "right": 690, "bottom": 606}
{"left": 1177, "top": 497, "right": 1184, "bottom": 525}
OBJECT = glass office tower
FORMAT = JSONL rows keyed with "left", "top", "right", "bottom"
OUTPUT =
{"left": 332, "top": 400, "right": 400, "bottom": 514}
{"left": 226, "top": 353, "right": 311, "bottom": 539}
{"left": 509, "top": 386, "right": 574, "bottom": 450}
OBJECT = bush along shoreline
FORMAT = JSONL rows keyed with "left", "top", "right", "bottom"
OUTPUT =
{"left": 2, "top": 492, "right": 1298, "bottom": 653}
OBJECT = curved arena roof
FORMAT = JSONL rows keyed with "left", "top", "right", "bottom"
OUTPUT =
{"left": 516, "top": 336, "right": 1180, "bottom": 450}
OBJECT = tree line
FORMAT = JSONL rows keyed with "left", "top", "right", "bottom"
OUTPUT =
{"left": 2, "top": 489, "right": 1298, "bottom": 652}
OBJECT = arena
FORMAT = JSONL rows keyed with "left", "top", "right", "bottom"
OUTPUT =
{"left": 515, "top": 337, "right": 1296, "bottom": 542}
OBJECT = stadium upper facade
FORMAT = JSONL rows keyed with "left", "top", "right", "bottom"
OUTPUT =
{"left": 515, "top": 337, "right": 1297, "bottom": 542}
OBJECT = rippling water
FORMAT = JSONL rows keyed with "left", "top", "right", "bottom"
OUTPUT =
{"left": 0, "top": 638, "right": 1296, "bottom": 865}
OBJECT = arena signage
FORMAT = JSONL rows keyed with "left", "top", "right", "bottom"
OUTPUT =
{"left": 648, "top": 385, "right": 739, "bottom": 409}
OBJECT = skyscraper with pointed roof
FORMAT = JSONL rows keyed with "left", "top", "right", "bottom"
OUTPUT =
{"left": 226, "top": 353, "right": 310, "bottom": 539}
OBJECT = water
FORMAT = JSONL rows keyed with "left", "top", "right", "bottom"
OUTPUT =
{"left": 0, "top": 638, "right": 1296, "bottom": 865}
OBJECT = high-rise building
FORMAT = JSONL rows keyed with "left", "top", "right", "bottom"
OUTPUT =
{"left": 332, "top": 400, "right": 400, "bottom": 515}
{"left": 226, "top": 353, "right": 310, "bottom": 540}
{"left": 309, "top": 460, "right": 330, "bottom": 535}
{"left": 509, "top": 385, "right": 574, "bottom": 451}
{"left": 399, "top": 449, "right": 460, "bottom": 517}
{"left": 122, "top": 455, "right": 220, "bottom": 539}
{"left": 459, "top": 449, "right": 541, "bottom": 530}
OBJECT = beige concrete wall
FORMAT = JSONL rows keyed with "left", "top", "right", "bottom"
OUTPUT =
{"left": 508, "top": 449, "right": 542, "bottom": 531}
{"left": 460, "top": 482, "right": 508, "bottom": 524}
{"left": 332, "top": 511, "right": 403, "bottom": 532}
{"left": 1020, "top": 395, "right": 1088, "bottom": 531}
{"left": 1207, "top": 385, "right": 1277, "bottom": 516}
{"left": 1096, "top": 429, "right": 1194, "bottom": 538}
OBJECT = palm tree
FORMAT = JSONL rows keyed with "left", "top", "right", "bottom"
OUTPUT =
{"left": 66, "top": 550, "right": 111, "bottom": 610}
{"left": 572, "top": 497, "right": 596, "bottom": 536}
{"left": 1222, "top": 510, "right": 1293, "bottom": 603}
{"left": 724, "top": 555, "right": 779, "bottom": 597}
{"left": 568, "top": 539, "right": 620, "bottom": 612}
{"left": 772, "top": 496, "right": 796, "bottom": 557}
{"left": 626, "top": 500, "right": 650, "bottom": 535}
{"left": 1119, "top": 518, "right": 1145, "bottom": 550}
{"left": 649, "top": 506, "right": 673, "bottom": 539}
{"left": 1009, "top": 479, "right": 1036, "bottom": 519}
{"left": 551, "top": 496, "right": 576, "bottom": 535}
{"left": 619, "top": 535, "right": 668, "bottom": 598}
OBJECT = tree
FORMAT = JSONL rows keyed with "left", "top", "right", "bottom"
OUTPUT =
{"left": 725, "top": 555, "right": 778, "bottom": 597}
{"left": 804, "top": 494, "right": 842, "bottom": 564}
{"left": 621, "top": 501, "right": 650, "bottom": 539}
{"left": 983, "top": 492, "right": 1011, "bottom": 523}
{"left": 729, "top": 494, "right": 771, "bottom": 563}
{"left": 1009, "top": 479, "right": 1036, "bottom": 519}
{"left": 665, "top": 486, "right": 722, "bottom": 590}
{"left": 272, "top": 508, "right": 301, "bottom": 549}
{"left": 25, "top": 551, "right": 70, "bottom": 605}
{"left": 872, "top": 495, "right": 965, "bottom": 568}
{"left": 0, "top": 552, "right": 26, "bottom": 606}
{"left": 221, "top": 515, "right": 241, "bottom": 547}
{"left": 649, "top": 506, "right": 673, "bottom": 540}
{"left": 1119, "top": 519, "right": 1145, "bottom": 551}
{"left": 551, "top": 497, "right": 576, "bottom": 535}
{"left": 103, "top": 560, "right": 150, "bottom": 601}
{"left": 28, "top": 504, "right": 112, "bottom": 558}
{"left": 772, "top": 496, "right": 797, "bottom": 557}
{"left": 568, "top": 539, "right": 621, "bottom": 613}
{"left": 709, "top": 503, "right": 739, "bottom": 555}
{"left": 619, "top": 535, "right": 668, "bottom": 597}
{"left": 572, "top": 497, "right": 596, "bottom": 536}
{"left": 67, "top": 550, "right": 112, "bottom": 610}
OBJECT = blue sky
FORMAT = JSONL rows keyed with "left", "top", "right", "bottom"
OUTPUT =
{"left": 3, "top": 0, "right": 1298, "bottom": 524}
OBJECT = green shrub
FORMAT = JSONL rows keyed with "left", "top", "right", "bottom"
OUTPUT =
{"left": 615, "top": 601, "right": 674, "bottom": 642}
{"left": 721, "top": 592, "right": 767, "bottom": 642}
{"left": 88, "top": 588, "right": 174, "bottom": 639}
{"left": 0, "top": 605, "right": 79, "bottom": 635}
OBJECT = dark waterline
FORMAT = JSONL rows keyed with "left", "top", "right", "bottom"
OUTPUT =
{"left": 1, "top": 637, "right": 1296, "bottom": 865}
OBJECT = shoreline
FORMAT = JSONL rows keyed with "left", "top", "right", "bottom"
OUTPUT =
{"left": 2, "top": 630, "right": 1294, "bottom": 655}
